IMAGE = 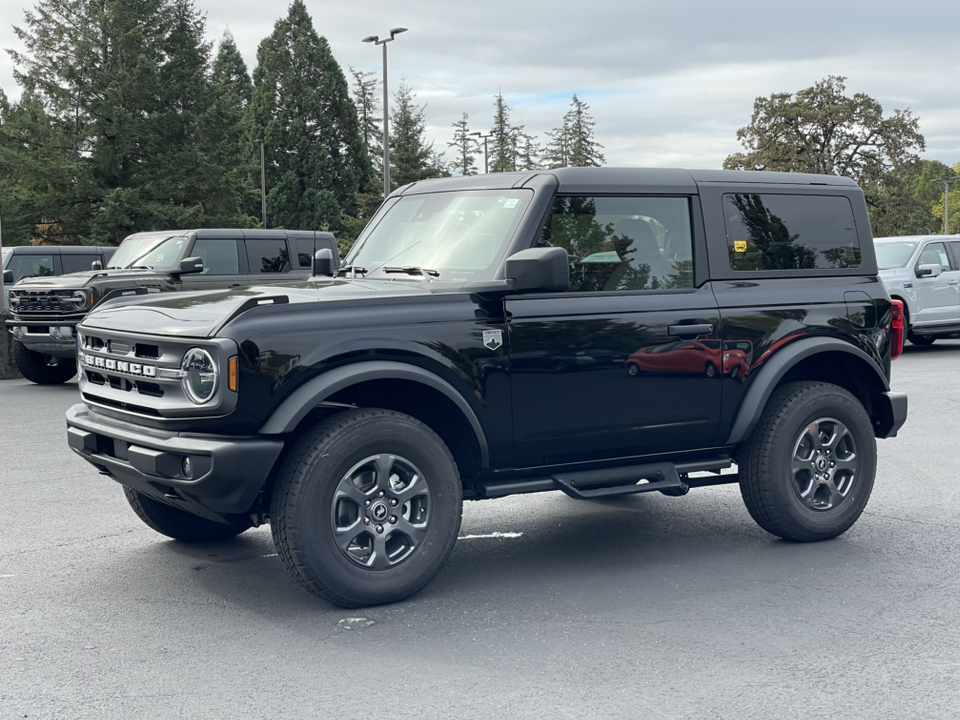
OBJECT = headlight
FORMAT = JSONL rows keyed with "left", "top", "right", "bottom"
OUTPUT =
{"left": 181, "top": 348, "right": 217, "bottom": 404}
{"left": 67, "top": 289, "right": 93, "bottom": 310}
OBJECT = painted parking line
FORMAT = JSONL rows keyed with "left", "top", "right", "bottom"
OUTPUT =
{"left": 458, "top": 532, "right": 523, "bottom": 540}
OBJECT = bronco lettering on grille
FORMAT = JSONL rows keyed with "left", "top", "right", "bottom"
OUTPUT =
{"left": 80, "top": 353, "right": 157, "bottom": 378}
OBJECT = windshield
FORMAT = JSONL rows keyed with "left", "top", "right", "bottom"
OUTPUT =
{"left": 346, "top": 190, "right": 532, "bottom": 281}
{"left": 108, "top": 234, "right": 187, "bottom": 270}
{"left": 875, "top": 241, "right": 918, "bottom": 270}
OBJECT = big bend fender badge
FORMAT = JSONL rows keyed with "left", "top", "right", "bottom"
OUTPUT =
{"left": 482, "top": 329, "right": 503, "bottom": 351}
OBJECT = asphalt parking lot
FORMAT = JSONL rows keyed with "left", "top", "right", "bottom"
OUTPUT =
{"left": 1, "top": 342, "right": 958, "bottom": 719}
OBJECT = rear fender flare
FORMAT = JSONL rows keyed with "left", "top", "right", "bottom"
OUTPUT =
{"left": 725, "top": 337, "right": 889, "bottom": 445}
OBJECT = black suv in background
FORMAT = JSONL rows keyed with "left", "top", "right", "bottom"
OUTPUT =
{"left": 65, "top": 168, "right": 907, "bottom": 608}
{"left": 7, "top": 229, "right": 338, "bottom": 384}
{"left": 2, "top": 245, "right": 116, "bottom": 307}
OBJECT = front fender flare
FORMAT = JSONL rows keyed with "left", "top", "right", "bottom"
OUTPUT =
{"left": 724, "top": 337, "right": 889, "bottom": 446}
{"left": 258, "top": 360, "right": 489, "bottom": 467}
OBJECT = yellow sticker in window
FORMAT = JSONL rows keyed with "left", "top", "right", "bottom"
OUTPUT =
{"left": 734, "top": 241, "right": 748, "bottom": 253}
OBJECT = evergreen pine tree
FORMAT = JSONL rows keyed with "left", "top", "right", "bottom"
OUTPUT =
{"left": 390, "top": 80, "right": 445, "bottom": 188}
{"left": 515, "top": 132, "right": 541, "bottom": 172}
{"left": 350, "top": 67, "right": 383, "bottom": 191}
{"left": 249, "top": 0, "right": 372, "bottom": 233}
{"left": 489, "top": 91, "right": 525, "bottom": 173}
{"left": 543, "top": 95, "right": 605, "bottom": 169}
{"left": 447, "top": 112, "right": 478, "bottom": 176}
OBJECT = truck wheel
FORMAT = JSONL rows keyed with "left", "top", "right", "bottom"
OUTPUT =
{"left": 123, "top": 487, "right": 251, "bottom": 542}
{"left": 908, "top": 333, "right": 935, "bottom": 346}
{"left": 738, "top": 381, "right": 876, "bottom": 542}
{"left": 12, "top": 341, "right": 77, "bottom": 384}
{"left": 270, "top": 408, "right": 463, "bottom": 608}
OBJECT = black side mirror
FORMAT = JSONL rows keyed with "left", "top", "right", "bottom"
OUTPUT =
{"left": 90, "top": 260, "right": 103, "bottom": 271}
{"left": 2, "top": 270, "right": 12, "bottom": 284}
{"left": 505, "top": 247, "right": 570, "bottom": 293}
{"left": 177, "top": 256, "right": 204, "bottom": 275}
{"left": 312, "top": 248, "right": 336, "bottom": 277}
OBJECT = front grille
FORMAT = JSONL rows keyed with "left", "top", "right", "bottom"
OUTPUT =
{"left": 77, "top": 327, "right": 237, "bottom": 420}
{"left": 11, "top": 289, "right": 84, "bottom": 317}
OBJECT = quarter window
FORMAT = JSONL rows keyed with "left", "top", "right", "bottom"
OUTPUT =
{"left": 724, "top": 193, "right": 860, "bottom": 271}
{"left": 540, "top": 196, "right": 694, "bottom": 292}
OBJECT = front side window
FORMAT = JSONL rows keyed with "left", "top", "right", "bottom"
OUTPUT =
{"left": 346, "top": 190, "right": 532, "bottom": 281}
{"left": 918, "top": 242, "right": 950, "bottom": 270}
{"left": 540, "top": 195, "right": 694, "bottom": 292}
{"left": 7, "top": 254, "right": 54, "bottom": 282}
{"left": 192, "top": 239, "right": 240, "bottom": 275}
{"left": 724, "top": 193, "right": 860, "bottom": 271}
{"left": 109, "top": 235, "right": 187, "bottom": 270}
{"left": 246, "top": 239, "right": 291, "bottom": 274}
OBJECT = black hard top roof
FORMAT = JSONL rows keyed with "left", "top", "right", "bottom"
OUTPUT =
{"left": 122, "top": 229, "right": 335, "bottom": 240}
{"left": 397, "top": 167, "right": 859, "bottom": 196}
{"left": 3, "top": 245, "right": 112, "bottom": 254}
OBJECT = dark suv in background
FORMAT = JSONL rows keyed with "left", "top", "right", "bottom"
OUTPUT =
{"left": 7, "top": 228, "right": 338, "bottom": 384}
{"left": 2, "top": 245, "right": 116, "bottom": 308}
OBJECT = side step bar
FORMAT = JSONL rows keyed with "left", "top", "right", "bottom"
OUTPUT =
{"left": 481, "top": 458, "right": 739, "bottom": 499}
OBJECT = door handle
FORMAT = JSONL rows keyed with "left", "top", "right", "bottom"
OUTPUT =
{"left": 949, "top": 280, "right": 959, "bottom": 286}
{"left": 668, "top": 323, "right": 713, "bottom": 337}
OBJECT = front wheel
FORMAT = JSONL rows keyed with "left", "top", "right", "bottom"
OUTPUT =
{"left": 908, "top": 332, "right": 935, "bottom": 346}
{"left": 12, "top": 341, "right": 77, "bottom": 384}
{"left": 123, "top": 488, "right": 252, "bottom": 542}
{"left": 738, "top": 381, "right": 876, "bottom": 542}
{"left": 270, "top": 408, "right": 463, "bottom": 608}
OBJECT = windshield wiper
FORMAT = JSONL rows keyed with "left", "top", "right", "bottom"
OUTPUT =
{"left": 335, "top": 265, "right": 368, "bottom": 277}
{"left": 382, "top": 266, "right": 440, "bottom": 278}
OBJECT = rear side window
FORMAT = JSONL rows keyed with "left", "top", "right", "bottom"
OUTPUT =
{"left": 62, "top": 254, "right": 96, "bottom": 274}
{"left": 724, "top": 194, "right": 861, "bottom": 271}
{"left": 246, "top": 239, "right": 291, "bottom": 274}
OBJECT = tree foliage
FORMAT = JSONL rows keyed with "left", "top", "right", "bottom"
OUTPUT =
{"left": 447, "top": 112, "right": 478, "bottom": 176}
{"left": 350, "top": 67, "right": 383, "bottom": 192}
{"left": 249, "top": 0, "right": 371, "bottom": 234}
{"left": 724, "top": 76, "right": 928, "bottom": 234}
{"left": 389, "top": 80, "right": 446, "bottom": 189}
{"left": 543, "top": 94, "right": 604, "bottom": 168}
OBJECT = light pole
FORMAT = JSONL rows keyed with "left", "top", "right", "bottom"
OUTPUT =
{"left": 258, "top": 140, "right": 267, "bottom": 228}
{"left": 471, "top": 131, "right": 493, "bottom": 173}
{"left": 362, "top": 27, "right": 407, "bottom": 199}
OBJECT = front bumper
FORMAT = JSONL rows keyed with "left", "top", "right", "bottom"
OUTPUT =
{"left": 10, "top": 321, "right": 79, "bottom": 358}
{"left": 66, "top": 404, "right": 284, "bottom": 522}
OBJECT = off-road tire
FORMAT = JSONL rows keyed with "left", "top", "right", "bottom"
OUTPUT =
{"left": 124, "top": 487, "right": 251, "bottom": 542}
{"left": 738, "top": 381, "right": 876, "bottom": 542}
{"left": 270, "top": 408, "right": 463, "bottom": 608}
{"left": 13, "top": 341, "right": 77, "bottom": 384}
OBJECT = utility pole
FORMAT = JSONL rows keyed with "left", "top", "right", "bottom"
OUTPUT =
{"left": 470, "top": 131, "right": 493, "bottom": 174}
{"left": 946, "top": 181, "right": 951, "bottom": 235}
{"left": 363, "top": 28, "right": 408, "bottom": 199}
{"left": 259, "top": 140, "right": 267, "bottom": 229}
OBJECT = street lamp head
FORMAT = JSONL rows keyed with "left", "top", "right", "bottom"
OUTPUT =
{"left": 361, "top": 35, "right": 378, "bottom": 43}
{"left": 390, "top": 27, "right": 408, "bottom": 37}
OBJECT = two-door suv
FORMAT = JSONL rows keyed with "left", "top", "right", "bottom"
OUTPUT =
{"left": 65, "top": 168, "right": 908, "bottom": 607}
{"left": 7, "top": 228, "right": 337, "bottom": 384}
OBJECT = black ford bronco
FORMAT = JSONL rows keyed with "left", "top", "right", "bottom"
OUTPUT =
{"left": 65, "top": 168, "right": 908, "bottom": 608}
{"left": 7, "top": 228, "right": 337, "bottom": 384}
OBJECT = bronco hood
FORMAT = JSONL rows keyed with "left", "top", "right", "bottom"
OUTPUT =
{"left": 13, "top": 268, "right": 165, "bottom": 290}
{"left": 80, "top": 279, "right": 434, "bottom": 338}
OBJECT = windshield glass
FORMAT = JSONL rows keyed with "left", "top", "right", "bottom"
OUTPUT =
{"left": 875, "top": 241, "right": 919, "bottom": 270}
{"left": 108, "top": 234, "right": 187, "bottom": 270}
{"left": 346, "top": 190, "right": 532, "bottom": 281}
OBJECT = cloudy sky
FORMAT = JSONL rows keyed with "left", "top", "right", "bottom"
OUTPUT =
{"left": 1, "top": 0, "right": 958, "bottom": 171}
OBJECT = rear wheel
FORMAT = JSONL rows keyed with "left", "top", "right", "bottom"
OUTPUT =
{"left": 270, "top": 408, "right": 463, "bottom": 608}
{"left": 123, "top": 488, "right": 251, "bottom": 542}
{"left": 12, "top": 342, "right": 76, "bottom": 384}
{"left": 738, "top": 382, "right": 876, "bottom": 542}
